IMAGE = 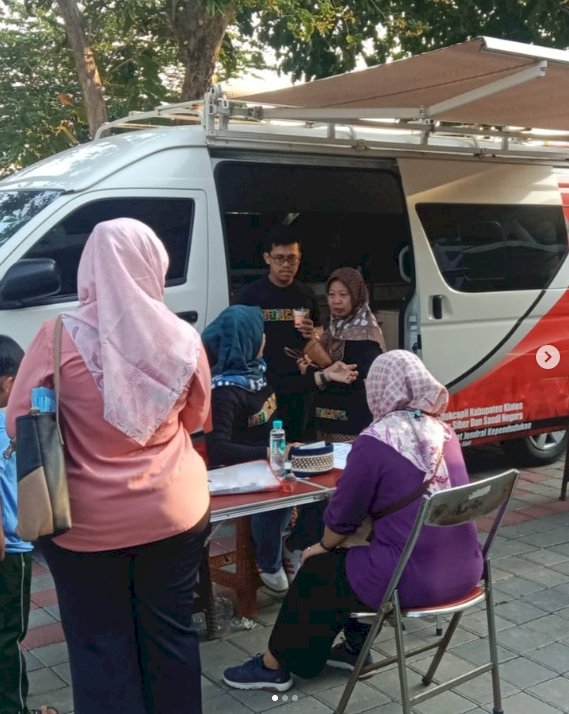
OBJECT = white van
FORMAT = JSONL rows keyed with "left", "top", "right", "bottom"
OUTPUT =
{"left": 2, "top": 37, "right": 569, "bottom": 464}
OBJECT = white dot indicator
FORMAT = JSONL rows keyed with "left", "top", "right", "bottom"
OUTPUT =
{"left": 282, "top": 694, "right": 289, "bottom": 701}
{"left": 292, "top": 694, "right": 299, "bottom": 701}
{"left": 536, "top": 344, "right": 560, "bottom": 370}
{"left": 272, "top": 694, "right": 279, "bottom": 701}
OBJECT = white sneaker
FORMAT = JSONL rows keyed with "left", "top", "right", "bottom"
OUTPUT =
{"left": 259, "top": 566, "right": 289, "bottom": 593}
{"left": 283, "top": 545, "right": 302, "bottom": 584}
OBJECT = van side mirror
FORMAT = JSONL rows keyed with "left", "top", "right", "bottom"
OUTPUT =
{"left": 0, "top": 259, "right": 61, "bottom": 307}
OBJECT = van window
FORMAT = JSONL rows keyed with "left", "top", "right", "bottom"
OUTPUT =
{"left": 24, "top": 198, "right": 194, "bottom": 297}
{"left": 215, "top": 161, "right": 410, "bottom": 327}
{"left": 0, "top": 190, "right": 62, "bottom": 247}
{"left": 417, "top": 203, "right": 568, "bottom": 292}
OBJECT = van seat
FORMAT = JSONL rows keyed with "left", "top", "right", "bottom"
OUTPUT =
{"left": 375, "top": 309, "right": 399, "bottom": 351}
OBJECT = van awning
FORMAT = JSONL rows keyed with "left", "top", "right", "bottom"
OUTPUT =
{"left": 240, "top": 37, "right": 569, "bottom": 133}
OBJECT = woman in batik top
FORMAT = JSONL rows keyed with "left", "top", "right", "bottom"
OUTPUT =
{"left": 202, "top": 305, "right": 292, "bottom": 594}
{"left": 301, "top": 267, "right": 385, "bottom": 442}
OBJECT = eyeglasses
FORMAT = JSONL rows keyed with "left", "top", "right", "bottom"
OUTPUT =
{"left": 269, "top": 254, "right": 301, "bottom": 266}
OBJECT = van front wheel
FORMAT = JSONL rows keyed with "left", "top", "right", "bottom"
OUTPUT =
{"left": 502, "top": 430, "right": 567, "bottom": 466}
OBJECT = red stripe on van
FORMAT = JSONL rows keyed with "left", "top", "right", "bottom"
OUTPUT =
{"left": 556, "top": 178, "right": 569, "bottom": 222}
{"left": 446, "top": 287, "right": 569, "bottom": 444}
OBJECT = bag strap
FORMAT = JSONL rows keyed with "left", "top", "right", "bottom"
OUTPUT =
{"left": 54, "top": 316, "right": 64, "bottom": 445}
{"left": 370, "top": 481, "right": 430, "bottom": 520}
{"left": 369, "top": 449, "right": 444, "bottom": 520}
{"left": 284, "top": 346, "right": 303, "bottom": 360}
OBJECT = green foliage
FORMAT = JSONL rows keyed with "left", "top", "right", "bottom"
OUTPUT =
{"left": 239, "top": 1, "right": 387, "bottom": 80}
{"left": 0, "top": 0, "right": 180, "bottom": 174}
{"left": 244, "top": 0, "right": 569, "bottom": 82}
{"left": 217, "top": 28, "right": 266, "bottom": 82}
{"left": 374, "top": 1, "right": 569, "bottom": 62}
{"left": 0, "top": 9, "right": 83, "bottom": 173}
{"left": 90, "top": 2, "right": 179, "bottom": 114}
{"left": 3, "top": 0, "right": 569, "bottom": 174}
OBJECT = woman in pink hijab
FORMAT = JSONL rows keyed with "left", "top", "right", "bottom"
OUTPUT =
{"left": 8, "top": 218, "right": 211, "bottom": 714}
{"left": 223, "top": 350, "right": 483, "bottom": 692}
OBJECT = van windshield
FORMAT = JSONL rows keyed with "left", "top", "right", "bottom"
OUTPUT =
{"left": 0, "top": 190, "right": 62, "bottom": 248}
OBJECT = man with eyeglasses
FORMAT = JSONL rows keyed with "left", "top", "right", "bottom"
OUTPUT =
{"left": 235, "top": 226, "right": 319, "bottom": 441}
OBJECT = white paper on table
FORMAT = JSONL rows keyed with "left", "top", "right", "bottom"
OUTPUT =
{"left": 296, "top": 441, "right": 327, "bottom": 450}
{"left": 332, "top": 442, "right": 352, "bottom": 469}
{"left": 207, "top": 460, "right": 280, "bottom": 495}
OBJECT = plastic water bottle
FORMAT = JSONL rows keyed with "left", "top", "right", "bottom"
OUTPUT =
{"left": 192, "top": 610, "right": 208, "bottom": 640}
{"left": 212, "top": 595, "right": 234, "bottom": 635}
{"left": 270, "top": 420, "right": 287, "bottom": 477}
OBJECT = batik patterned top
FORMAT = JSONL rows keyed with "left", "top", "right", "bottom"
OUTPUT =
{"left": 206, "top": 384, "right": 279, "bottom": 467}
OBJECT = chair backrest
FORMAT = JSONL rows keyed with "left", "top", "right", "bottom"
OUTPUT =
{"left": 380, "top": 469, "right": 519, "bottom": 607}
{"left": 425, "top": 469, "right": 519, "bottom": 559}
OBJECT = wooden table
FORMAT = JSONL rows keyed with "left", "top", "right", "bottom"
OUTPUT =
{"left": 208, "top": 469, "right": 343, "bottom": 618}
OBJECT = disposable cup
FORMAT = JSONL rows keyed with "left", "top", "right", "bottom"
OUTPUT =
{"left": 293, "top": 308, "right": 309, "bottom": 327}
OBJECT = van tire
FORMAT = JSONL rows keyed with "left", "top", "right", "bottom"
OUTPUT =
{"left": 502, "top": 430, "right": 567, "bottom": 466}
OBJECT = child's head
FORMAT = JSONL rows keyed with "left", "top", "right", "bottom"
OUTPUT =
{"left": 0, "top": 336, "right": 24, "bottom": 408}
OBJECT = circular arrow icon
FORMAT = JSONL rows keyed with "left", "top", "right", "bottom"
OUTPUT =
{"left": 536, "top": 345, "right": 560, "bottom": 370}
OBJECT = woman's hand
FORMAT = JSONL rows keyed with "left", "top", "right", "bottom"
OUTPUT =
{"left": 324, "top": 361, "right": 358, "bottom": 384}
{"left": 297, "top": 355, "right": 312, "bottom": 375}
{"left": 301, "top": 541, "right": 327, "bottom": 565}
{"left": 285, "top": 442, "right": 302, "bottom": 458}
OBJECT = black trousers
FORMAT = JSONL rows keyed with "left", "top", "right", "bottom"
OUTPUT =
{"left": 40, "top": 515, "right": 209, "bottom": 714}
{"left": 268, "top": 549, "right": 371, "bottom": 679}
{"left": 285, "top": 500, "right": 327, "bottom": 552}
{"left": 0, "top": 551, "right": 32, "bottom": 714}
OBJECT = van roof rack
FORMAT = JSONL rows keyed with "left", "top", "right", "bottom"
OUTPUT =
{"left": 204, "top": 87, "right": 569, "bottom": 162}
{"left": 95, "top": 101, "right": 203, "bottom": 139}
{"left": 95, "top": 86, "right": 569, "bottom": 163}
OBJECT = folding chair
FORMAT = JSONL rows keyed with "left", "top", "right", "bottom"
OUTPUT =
{"left": 335, "top": 468, "right": 519, "bottom": 714}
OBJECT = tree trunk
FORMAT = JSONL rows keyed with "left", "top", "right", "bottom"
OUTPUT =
{"left": 170, "top": 1, "right": 236, "bottom": 101}
{"left": 55, "top": 0, "right": 108, "bottom": 137}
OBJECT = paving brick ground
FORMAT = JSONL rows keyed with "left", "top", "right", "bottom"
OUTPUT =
{"left": 24, "top": 446, "right": 569, "bottom": 714}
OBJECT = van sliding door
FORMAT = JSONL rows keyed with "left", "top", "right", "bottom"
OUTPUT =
{"left": 213, "top": 158, "right": 413, "bottom": 349}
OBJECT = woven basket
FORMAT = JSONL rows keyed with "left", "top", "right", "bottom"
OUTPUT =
{"left": 290, "top": 443, "right": 334, "bottom": 476}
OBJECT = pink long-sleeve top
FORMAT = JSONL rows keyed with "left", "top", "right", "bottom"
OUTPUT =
{"left": 7, "top": 318, "right": 211, "bottom": 552}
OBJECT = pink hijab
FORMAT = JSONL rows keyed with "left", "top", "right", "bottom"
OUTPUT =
{"left": 362, "top": 350, "right": 452, "bottom": 493}
{"left": 62, "top": 218, "right": 201, "bottom": 445}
